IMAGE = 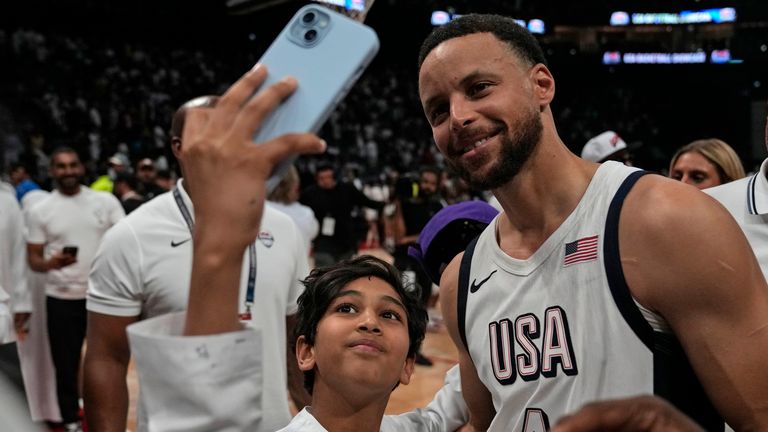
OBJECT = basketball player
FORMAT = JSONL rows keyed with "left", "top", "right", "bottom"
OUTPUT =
{"left": 418, "top": 13, "right": 768, "bottom": 431}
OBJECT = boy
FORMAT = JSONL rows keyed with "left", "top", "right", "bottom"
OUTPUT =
{"left": 281, "top": 255, "right": 427, "bottom": 431}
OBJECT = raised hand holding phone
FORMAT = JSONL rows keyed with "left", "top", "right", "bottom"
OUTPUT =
{"left": 250, "top": 4, "right": 379, "bottom": 192}
{"left": 180, "top": 65, "right": 326, "bottom": 335}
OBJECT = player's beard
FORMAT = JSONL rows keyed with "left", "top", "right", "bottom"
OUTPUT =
{"left": 446, "top": 106, "right": 543, "bottom": 191}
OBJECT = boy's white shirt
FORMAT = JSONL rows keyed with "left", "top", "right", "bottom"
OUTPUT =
{"left": 128, "top": 312, "right": 468, "bottom": 432}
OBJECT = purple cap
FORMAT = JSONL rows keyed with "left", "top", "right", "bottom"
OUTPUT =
{"left": 409, "top": 200, "right": 499, "bottom": 284}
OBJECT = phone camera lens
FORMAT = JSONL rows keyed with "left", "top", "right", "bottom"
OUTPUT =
{"left": 302, "top": 12, "right": 316, "bottom": 24}
{"left": 304, "top": 29, "right": 318, "bottom": 42}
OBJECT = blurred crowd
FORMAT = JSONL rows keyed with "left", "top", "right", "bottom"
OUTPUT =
{"left": 1, "top": 27, "right": 691, "bottom": 193}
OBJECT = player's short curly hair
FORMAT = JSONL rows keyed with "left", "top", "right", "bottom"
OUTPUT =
{"left": 418, "top": 13, "right": 547, "bottom": 70}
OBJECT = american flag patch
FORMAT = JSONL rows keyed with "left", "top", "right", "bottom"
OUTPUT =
{"left": 563, "top": 235, "right": 599, "bottom": 266}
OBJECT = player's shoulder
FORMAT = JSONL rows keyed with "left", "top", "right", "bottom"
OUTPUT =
{"left": 440, "top": 252, "right": 464, "bottom": 298}
{"left": 623, "top": 174, "right": 725, "bottom": 228}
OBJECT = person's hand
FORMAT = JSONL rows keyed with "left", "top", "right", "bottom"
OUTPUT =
{"left": 180, "top": 64, "right": 325, "bottom": 336}
{"left": 48, "top": 251, "right": 77, "bottom": 270}
{"left": 553, "top": 396, "right": 704, "bottom": 432}
{"left": 179, "top": 64, "right": 326, "bottom": 253}
{"left": 14, "top": 312, "right": 31, "bottom": 341}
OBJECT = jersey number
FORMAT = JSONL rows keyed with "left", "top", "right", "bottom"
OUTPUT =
{"left": 522, "top": 408, "right": 550, "bottom": 432}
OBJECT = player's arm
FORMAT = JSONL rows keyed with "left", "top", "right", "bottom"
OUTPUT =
{"left": 286, "top": 313, "right": 311, "bottom": 409}
{"left": 439, "top": 254, "right": 495, "bottom": 430}
{"left": 621, "top": 176, "right": 768, "bottom": 431}
{"left": 83, "top": 312, "right": 139, "bottom": 432}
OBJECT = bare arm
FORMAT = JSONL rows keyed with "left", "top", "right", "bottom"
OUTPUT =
{"left": 179, "top": 65, "right": 325, "bottom": 336}
{"left": 439, "top": 254, "right": 495, "bottom": 430}
{"left": 393, "top": 199, "right": 419, "bottom": 245}
{"left": 286, "top": 314, "right": 311, "bottom": 410}
{"left": 26, "top": 243, "right": 75, "bottom": 272}
{"left": 83, "top": 312, "right": 139, "bottom": 432}
{"left": 622, "top": 176, "right": 768, "bottom": 431}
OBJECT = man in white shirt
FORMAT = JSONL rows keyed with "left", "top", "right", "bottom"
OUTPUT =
{"left": 706, "top": 109, "right": 768, "bottom": 277}
{"left": 26, "top": 147, "right": 124, "bottom": 431}
{"left": 0, "top": 183, "right": 30, "bottom": 397}
{"left": 84, "top": 96, "right": 311, "bottom": 432}
{"left": 0, "top": 183, "right": 29, "bottom": 344}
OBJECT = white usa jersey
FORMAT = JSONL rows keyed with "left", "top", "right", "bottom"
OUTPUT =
{"left": 458, "top": 161, "right": 723, "bottom": 431}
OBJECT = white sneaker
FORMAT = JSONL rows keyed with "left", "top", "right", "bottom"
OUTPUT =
{"left": 63, "top": 422, "right": 83, "bottom": 432}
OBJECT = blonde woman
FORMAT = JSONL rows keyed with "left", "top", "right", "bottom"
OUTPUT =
{"left": 669, "top": 138, "right": 746, "bottom": 189}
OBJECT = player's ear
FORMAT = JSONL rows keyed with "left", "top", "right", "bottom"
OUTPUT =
{"left": 295, "top": 335, "right": 316, "bottom": 372}
{"left": 529, "top": 63, "right": 555, "bottom": 109}
{"left": 399, "top": 354, "right": 416, "bottom": 386}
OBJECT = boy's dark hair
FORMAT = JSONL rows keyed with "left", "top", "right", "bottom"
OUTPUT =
{"left": 294, "top": 255, "right": 428, "bottom": 394}
{"left": 418, "top": 14, "right": 547, "bottom": 70}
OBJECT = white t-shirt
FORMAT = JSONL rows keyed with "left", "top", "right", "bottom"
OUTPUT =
{"left": 268, "top": 201, "right": 319, "bottom": 255}
{"left": 706, "top": 158, "right": 768, "bottom": 278}
{"left": 0, "top": 186, "right": 28, "bottom": 343}
{"left": 88, "top": 180, "right": 309, "bottom": 432}
{"left": 26, "top": 186, "right": 124, "bottom": 299}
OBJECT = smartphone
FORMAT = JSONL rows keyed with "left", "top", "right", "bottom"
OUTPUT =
{"left": 62, "top": 246, "right": 78, "bottom": 258}
{"left": 252, "top": 4, "right": 380, "bottom": 192}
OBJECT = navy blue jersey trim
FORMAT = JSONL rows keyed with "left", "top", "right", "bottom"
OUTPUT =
{"left": 653, "top": 332, "right": 724, "bottom": 430}
{"left": 603, "top": 170, "right": 654, "bottom": 350}
{"left": 458, "top": 236, "right": 480, "bottom": 354}
{"left": 604, "top": 171, "right": 724, "bottom": 430}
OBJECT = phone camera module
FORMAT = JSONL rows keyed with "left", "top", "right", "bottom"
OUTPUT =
{"left": 304, "top": 29, "right": 318, "bottom": 42}
{"left": 302, "top": 12, "right": 316, "bottom": 24}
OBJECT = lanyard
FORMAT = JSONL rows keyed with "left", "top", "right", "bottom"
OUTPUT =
{"left": 173, "top": 186, "right": 257, "bottom": 320}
